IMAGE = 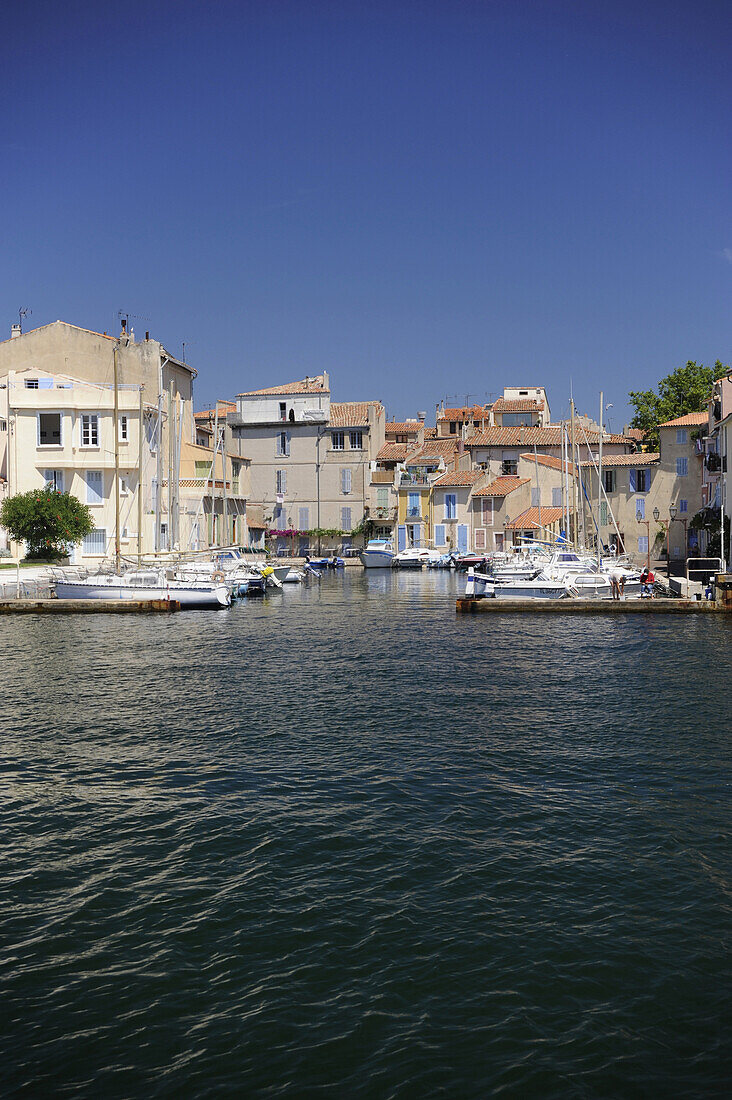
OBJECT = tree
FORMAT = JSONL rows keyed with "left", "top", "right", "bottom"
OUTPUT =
{"left": 628, "top": 360, "right": 725, "bottom": 450}
{"left": 0, "top": 487, "right": 94, "bottom": 559}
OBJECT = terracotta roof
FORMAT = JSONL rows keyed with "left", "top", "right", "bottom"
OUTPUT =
{"left": 493, "top": 397, "right": 544, "bottom": 413}
{"left": 658, "top": 411, "right": 708, "bottom": 427}
{"left": 386, "top": 421, "right": 422, "bottom": 434}
{"left": 438, "top": 405, "right": 490, "bottom": 422}
{"left": 519, "top": 452, "right": 577, "bottom": 476}
{"left": 237, "top": 375, "right": 329, "bottom": 397}
{"left": 424, "top": 427, "right": 437, "bottom": 439}
{"left": 468, "top": 427, "right": 633, "bottom": 447}
{"left": 580, "top": 452, "right": 660, "bottom": 468}
{"left": 473, "top": 476, "right": 531, "bottom": 498}
{"left": 329, "top": 401, "right": 380, "bottom": 427}
{"left": 506, "top": 506, "right": 564, "bottom": 530}
{"left": 433, "top": 470, "right": 484, "bottom": 487}
{"left": 377, "top": 442, "right": 410, "bottom": 462}
{"left": 624, "top": 427, "right": 646, "bottom": 440}
{"left": 195, "top": 402, "right": 235, "bottom": 420}
{"left": 407, "top": 440, "right": 459, "bottom": 462}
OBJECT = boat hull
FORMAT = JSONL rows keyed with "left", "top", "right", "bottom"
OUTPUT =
{"left": 54, "top": 580, "right": 230, "bottom": 608}
{"left": 359, "top": 550, "right": 395, "bottom": 568}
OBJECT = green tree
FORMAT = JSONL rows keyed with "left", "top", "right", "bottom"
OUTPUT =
{"left": 0, "top": 487, "right": 94, "bottom": 559}
{"left": 628, "top": 360, "right": 724, "bottom": 450}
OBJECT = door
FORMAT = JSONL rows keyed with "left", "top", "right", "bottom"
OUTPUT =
{"left": 457, "top": 524, "right": 468, "bottom": 553}
{"left": 397, "top": 524, "right": 407, "bottom": 552}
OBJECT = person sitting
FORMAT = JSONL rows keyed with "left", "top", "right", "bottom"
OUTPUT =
{"left": 640, "top": 567, "right": 654, "bottom": 598}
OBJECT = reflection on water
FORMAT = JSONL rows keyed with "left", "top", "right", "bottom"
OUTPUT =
{"left": 1, "top": 571, "right": 730, "bottom": 1097}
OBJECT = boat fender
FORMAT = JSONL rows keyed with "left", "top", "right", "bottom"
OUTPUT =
{"left": 212, "top": 570, "right": 226, "bottom": 583}
{"left": 261, "top": 566, "right": 275, "bottom": 577}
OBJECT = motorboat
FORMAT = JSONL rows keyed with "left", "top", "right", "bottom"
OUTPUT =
{"left": 359, "top": 538, "right": 395, "bottom": 569}
{"left": 393, "top": 546, "right": 442, "bottom": 569}
{"left": 53, "top": 568, "right": 231, "bottom": 608}
{"left": 465, "top": 567, "right": 571, "bottom": 600}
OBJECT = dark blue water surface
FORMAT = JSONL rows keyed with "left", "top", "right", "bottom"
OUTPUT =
{"left": 1, "top": 570, "right": 730, "bottom": 1097}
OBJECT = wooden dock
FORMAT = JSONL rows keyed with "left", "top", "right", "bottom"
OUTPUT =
{"left": 0, "top": 598, "right": 181, "bottom": 614}
{"left": 456, "top": 597, "right": 728, "bottom": 615}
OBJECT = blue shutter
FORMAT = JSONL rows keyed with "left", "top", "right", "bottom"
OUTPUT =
{"left": 86, "top": 471, "right": 103, "bottom": 504}
{"left": 629, "top": 469, "right": 636, "bottom": 493}
{"left": 38, "top": 378, "right": 54, "bottom": 390}
{"left": 434, "top": 523, "right": 446, "bottom": 546}
{"left": 397, "top": 524, "right": 407, "bottom": 551}
{"left": 551, "top": 487, "right": 561, "bottom": 507}
{"left": 636, "top": 497, "right": 645, "bottom": 519}
{"left": 341, "top": 468, "right": 352, "bottom": 494}
{"left": 457, "top": 524, "right": 468, "bottom": 552}
{"left": 408, "top": 492, "right": 419, "bottom": 516}
{"left": 341, "top": 507, "right": 351, "bottom": 531}
{"left": 298, "top": 507, "right": 309, "bottom": 530}
{"left": 286, "top": 431, "right": 291, "bottom": 456}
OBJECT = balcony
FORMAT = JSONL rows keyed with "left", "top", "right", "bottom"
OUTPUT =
{"left": 398, "top": 474, "right": 430, "bottom": 488}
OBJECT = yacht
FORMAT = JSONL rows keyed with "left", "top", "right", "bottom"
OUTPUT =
{"left": 360, "top": 538, "right": 395, "bottom": 568}
{"left": 53, "top": 568, "right": 231, "bottom": 608}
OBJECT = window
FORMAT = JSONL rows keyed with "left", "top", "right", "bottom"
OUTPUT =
{"left": 502, "top": 412, "right": 533, "bottom": 426}
{"left": 350, "top": 430, "right": 363, "bottom": 449}
{"left": 676, "top": 428, "right": 688, "bottom": 444}
{"left": 0, "top": 419, "right": 6, "bottom": 432}
{"left": 531, "top": 488, "right": 540, "bottom": 507}
{"left": 482, "top": 498, "right": 493, "bottom": 527}
{"left": 145, "top": 413, "right": 158, "bottom": 453}
{"left": 276, "top": 469, "right": 287, "bottom": 495}
{"left": 636, "top": 497, "right": 645, "bottom": 519}
{"left": 377, "top": 487, "right": 388, "bottom": 509}
{"left": 408, "top": 491, "right": 420, "bottom": 518}
{"left": 552, "top": 487, "right": 561, "bottom": 507}
{"left": 82, "top": 528, "right": 106, "bottom": 555}
{"left": 279, "top": 402, "right": 287, "bottom": 422}
{"left": 449, "top": 422, "right": 457, "bottom": 434}
{"left": 276, "top": 431, "right": 290, "bottom": 457}
{"left": 119, "top": 477, "right": 129, "bottom": 496}
{"left": 680, "top": 499, "right": 688, "bottom": 513}
{"left": 299, "top": 507, "right": 309, "bottom": 530}
{"left": 600, "top": 501, "right": 608, "bottom": 526}
{"left": 81, "top": 414, "right": 99, "bottom": 447}
{"left": 38, "top": 412, "right": 62, "bottom": 446}
{"left": 331, "top": 432, "right": 344, "bottom": 450}
{"left": 341, "top": 507, "right": 352, "bottom": 531}
{"left": 604, "top": 469, "right": 616, "bottom": 493}
{"left": 341, "top": 468, "right": 352, "bottom": 494}
{"left": 195, "top": 461, "right": 210, "bottom": 478}
{"left": 434, "top": 523, "right": 446, "bottom": 545}
{"left": 638, "top": 536, "right": 649, "bottom": 554}
{"left": 676, "top": 457, "right": 688, "bottom": 477}
{"left": 25, "top": 378, "right": 39, "bottom": 389}
{"left": 501, "top": 452, "right": 517, "bottom": 475}
{"left": 43, "top": 469, "right": 64, "bottom": 493}
{"left": 119, "top": 415, "right": 128, "bottom": 441}
{"left": 444, "top": 493, "right": 457, "bottom": 520}
{"left": 630, "top": 468, "right": 649, "bottom": 493}
{"left": 86, "top": 471, "right": 103, "bottom": 505}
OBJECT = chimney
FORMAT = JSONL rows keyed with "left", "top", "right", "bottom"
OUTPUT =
{"left": 11, "top": 323, "right": 21, "bottom": 339}
{"left": 120, "top": 318, "right": 127, "bottom": 336}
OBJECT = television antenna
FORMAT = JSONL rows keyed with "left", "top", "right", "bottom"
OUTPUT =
{"left": 117, "top": 309, "right": 152, "bottom": 329}
{"left": 18, "top": 307, "right": 31, "bottom": 333}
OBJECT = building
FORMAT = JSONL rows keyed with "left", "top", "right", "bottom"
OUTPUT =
{"left": 0, "top": 320, "right": 243, "bottom": 558}
{"left": 492, "top": 387, "right": 551, "bottom": 427}
{"left": 471, "top": 476, "right": 532, "bottom": 553}
{"left": 467, "top": 425, "right": 633, "bottom": 479}
{"left": 228, "top": 374, "right": 385, "bottom": 554}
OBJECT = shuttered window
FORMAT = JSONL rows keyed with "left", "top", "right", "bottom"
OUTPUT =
{"left": 482, "top": 498, "right": 493, "bottom": 526}
{"left": 86, "top": 471, "right": 103, "bottom": 505}
{"left": 82, "top": 528, "right": 107, "bottom": 554}
{"left": 676, "top": 457, "right": 688, "bottom": 477}
{"left": 341, "top": 507, "right": 352, "bottom": 531}
{"left": 276, "top": 469, "right": 287, "bottom": 495}
{"left": 44, "top": 469, "right": 64, "bottom": 493}
{"left": 444, "top": 493, "right": 456, "bottom": 520}
{"left": 552, "top": 487, "right": 561, "bottom": 507}
{"left": 341, "top": 468, "right": 352, "bottom": 494}
{"left": 434, "top": 523, "right": 446, "bottom": 546}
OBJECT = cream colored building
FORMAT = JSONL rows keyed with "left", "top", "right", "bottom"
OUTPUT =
{"left": 228, "top": 374, "right": 386, "bottom": 554}
{"left": 0, "top": 320, "right": 245, "bottom": 559}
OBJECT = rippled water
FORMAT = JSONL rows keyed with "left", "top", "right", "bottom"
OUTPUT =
{"left": 2, "top": 570, "right": 730, "bottom": 1097}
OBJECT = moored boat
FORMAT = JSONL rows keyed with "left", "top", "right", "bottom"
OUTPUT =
{"left": 359, "top": 538, "right": 395, "bottom": 568}
{"left": 53, "top": 568, "right": 231, "bottom": 608}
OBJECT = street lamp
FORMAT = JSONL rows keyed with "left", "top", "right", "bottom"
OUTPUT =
{"left": 668, "top": 501, "right": 688, "bottom": 567}
{"left": 636, "top": 505, "right": 651, "bottom": 571}
{"left": 653, "top": 506, "right": 671, "bottom": 579}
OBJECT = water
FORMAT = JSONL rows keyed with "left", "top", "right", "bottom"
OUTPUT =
{"left": 1, "top": 571, "right": 730, "bottom": 1097}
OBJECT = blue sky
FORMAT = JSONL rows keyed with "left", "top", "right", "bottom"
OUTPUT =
{"left": 3, "top": 0, "right": 729, "bottom": 429}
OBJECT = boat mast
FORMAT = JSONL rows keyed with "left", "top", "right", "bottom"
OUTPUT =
{"left": 138, "top": 384, "right": 144, "bottom": 565}
{"left": 570, "top": 396, "right": 578, "bottom": 547}
{"left": 533, "top": 444, "right": 541, "bottom": 544}
{"left": 597, "top": 390, "right": 603, "bottom": 569}
{"left": 113, "top": 344, "right": 121, "bottom": 572}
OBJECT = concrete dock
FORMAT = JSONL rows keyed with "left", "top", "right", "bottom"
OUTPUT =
{"left": 456, "top": 597, "right": 729, "bottom": 614}
{"left": 0, "top": 599, "right": 181, "bottom": 613}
